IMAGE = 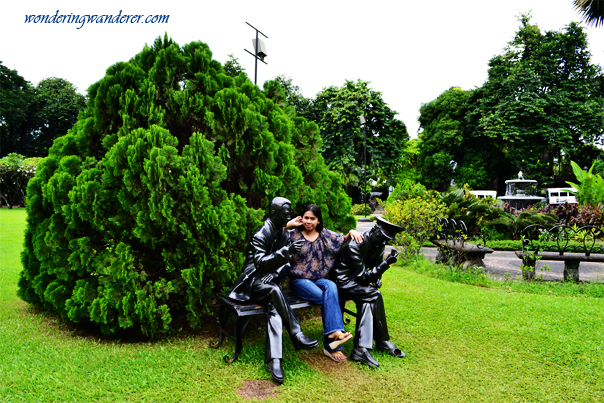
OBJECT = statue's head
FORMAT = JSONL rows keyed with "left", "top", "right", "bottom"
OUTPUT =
{"left": 368, "top": 217, "right": 403, "bottom": 246}
{"left": 270, "top": 197, "right": 292, "bottom": 228}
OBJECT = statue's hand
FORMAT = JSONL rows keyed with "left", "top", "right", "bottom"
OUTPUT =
{"left": 385, "top": 249, "right": 398, "bottom": 265}
{"left": 260, "top": 273, "right": 275, "bottom": 284}
{"left": 374, "top": 279, "right": 382, "bottom": 289}
{"left": 288, "top": 240, "right": 305, "bottom": 254}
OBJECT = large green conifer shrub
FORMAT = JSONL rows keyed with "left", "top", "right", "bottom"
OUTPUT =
{"left": 18, "top": 35, "right": 354, "bottom": 337}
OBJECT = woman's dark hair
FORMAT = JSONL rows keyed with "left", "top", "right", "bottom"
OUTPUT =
{"left": 298, "top": 204, "right": 324, "bottom": 232}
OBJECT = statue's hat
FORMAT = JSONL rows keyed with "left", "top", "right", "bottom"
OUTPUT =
{"left": 375, "top": 217, "right": 404, "bottom": 240}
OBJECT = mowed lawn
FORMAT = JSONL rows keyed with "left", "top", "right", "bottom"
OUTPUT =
{"left": 1, "top": 208, "right": 603, "bottom": 402}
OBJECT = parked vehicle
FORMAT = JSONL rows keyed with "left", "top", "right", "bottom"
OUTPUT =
{"left": 469, "top": 190, "right": 497, "bottom": 199}
{"left": 546, "top": 188, "right": 577, "bottom": 205}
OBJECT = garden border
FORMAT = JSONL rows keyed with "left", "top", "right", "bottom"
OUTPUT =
{"left": 514, "top": 224, "right": 604, "bottom": 282}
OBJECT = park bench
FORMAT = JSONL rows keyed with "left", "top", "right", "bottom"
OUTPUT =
{"left": 210, "top": 289, "right": 357, "bottom": 363}
{"left": 514, "top": 224, "right": 604, "bottom": 282}
{"left": 431, "top": 218, "right": 494, "bottom": 269}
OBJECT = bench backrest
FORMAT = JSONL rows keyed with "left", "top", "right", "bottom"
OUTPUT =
{"left": 521, "top": 224, "right": 604, "bottom": 256}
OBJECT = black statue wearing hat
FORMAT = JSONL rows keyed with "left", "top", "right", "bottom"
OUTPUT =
{"left": 227, "top": 197, "right": 318, "bottom": 383}
{"left": 331, "top": 217, "right": 405, "bottom": 368}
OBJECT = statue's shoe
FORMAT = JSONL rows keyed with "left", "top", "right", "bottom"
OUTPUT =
{"left": 376, "top": 340, "right": 406, "bottom": 358}
{"left": 350, "top": 347, "right": 379, "bottom": 369}
{"left": 292, "top": 333, "right": 319, "bottom": 350}
{"left": 267, "top": 358, "right": 284, "bottom": 384}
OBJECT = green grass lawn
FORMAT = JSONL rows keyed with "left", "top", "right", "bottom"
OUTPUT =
{"left": 1, "top": 208, "right": 603, "bottom": 402}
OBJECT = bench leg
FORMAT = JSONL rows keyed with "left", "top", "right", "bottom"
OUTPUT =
{"left": 462, "top": 253, "right": 487, "bottom": 270}
{"left": 209, "top": 303, "right": 227, "bottom": 349}
{"left": 339, "top": 299, "right": 351, "bottom": 325}
{"left": 564, "top": 261, "right": 580, "bottom": 283}
{"left": 435, "top": 246, "right": 451, "bottom": 264}
{"left": 224, "top": 316, "right": 252, "bottom": 364}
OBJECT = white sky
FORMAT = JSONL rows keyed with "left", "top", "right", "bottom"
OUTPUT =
{"left": 2, "top": 0, "right": 603, "bottom": 137}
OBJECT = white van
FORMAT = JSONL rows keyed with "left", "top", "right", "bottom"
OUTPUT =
{"left": 470, "top": 190, "right": 497, "bottom": 199}
{"left": 546, "top": 188, "right": 577, "bottom": 205}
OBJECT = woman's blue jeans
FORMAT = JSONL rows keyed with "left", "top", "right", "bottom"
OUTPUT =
{"left": 290, "top": 278, "right": 345, "bottom": 352}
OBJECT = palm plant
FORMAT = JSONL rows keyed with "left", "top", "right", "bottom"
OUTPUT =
{"left": 573, "top": 0, "right": 604, "bottom": 27}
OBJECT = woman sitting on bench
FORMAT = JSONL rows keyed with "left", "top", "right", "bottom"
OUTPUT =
{"left": 286, "top": 204, "right": 363, "bottom": 362}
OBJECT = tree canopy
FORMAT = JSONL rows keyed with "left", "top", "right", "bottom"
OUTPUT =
{"left": 418, "top": 15, "right": 604, "bottom": 190}
{"left": 313, "top": 80, "right": 408, "bottom": 188}
{"left": 272, "top": 75, "right": 314, "bottom": 121}
{"left": 477, "top": 16, "right": 604, "bottom": 185}
{"left": 29, "top": 77, "right": 86, "bottom": 156}
{"left": 19, "top": 35, "right": 354, "bottom": 338}
{"left": 418, "top": 87, "right": 508, "bottom": 189}
{"left": 0, "top": 62, "right": 35, "bottom": 157}
{"left": 0, "top": 63, "right": 85, "bottom": 158}
{"left": 223, "top": 54, "right": 245, "bottom": 78}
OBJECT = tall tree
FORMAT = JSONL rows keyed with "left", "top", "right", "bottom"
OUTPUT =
{"left": 223, "top": 54, "right": 245, "bottom": 77}
{"left": 0, "top": 63, "right": 86, "bottom": 158}
{"left": 272, "top": 75, "right": 314, "bottom": 121}
{"left": 475, "top": 14, "right": 604, "bottom": 185}
{"left": 313, "top": 80, "right": 408, "bottom": 188}
{"left": 28, "top": 77, "right": 86, "bottom": 157}
{"left": 418, "top": 87, "right": 471, "bottom": 189}
{"left": 417, "top": 87, "right": 509, "bottom": 190}
{"left": 419, "top": 15, "right": 604, "bottom": 191}
{"left": 0, "top": 62, "right": 35, "bottom": 157}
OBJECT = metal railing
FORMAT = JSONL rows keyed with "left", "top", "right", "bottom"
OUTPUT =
{"left": 521, "top": 225, "right": 604, "bottom": 256}
{"left": 436, "top": 218, "right": 468, "bottom": 248}
{"left": 435, "top": 218, "right": 488, "bottom": 249}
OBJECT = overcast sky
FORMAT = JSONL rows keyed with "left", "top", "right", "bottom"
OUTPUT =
{"left": 2, "top": 0, "right": 603, "bottom": 137}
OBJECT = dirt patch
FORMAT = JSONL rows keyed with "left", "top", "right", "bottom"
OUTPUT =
{"left": 237, "top": 380, "right": 279, "bottom": 400}
{"left": 298, "top": 348, "right": 358, "bottom": 374}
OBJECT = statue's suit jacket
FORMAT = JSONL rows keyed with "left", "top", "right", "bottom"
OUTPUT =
{"left": 331, "top": 232, "right": 385, "bottom": 302}
{"left": 331, "top": 231, "right": 391, "bottom": 347}
{"left": 227, "top": 218, "right": 291, "bottom": 302}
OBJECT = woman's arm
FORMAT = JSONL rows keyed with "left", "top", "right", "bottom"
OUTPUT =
{"left": 345, "top": 229, "right": 363, "bottom": 243}
{"left": 285, "top": 216, "right": 303, "bottom": 229}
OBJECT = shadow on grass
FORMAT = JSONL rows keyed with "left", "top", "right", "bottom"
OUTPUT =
{"left": 20, "top": 299, "right": 329, "bottom": 349}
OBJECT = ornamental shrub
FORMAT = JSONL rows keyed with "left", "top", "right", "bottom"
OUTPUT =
{"left": 383, "top": 195, "right": 447, "bottom": 260}
{"left": 18, "top": 35, "right": 354, "bottom": 338}
{"left": 0, "top": 153, "right": 41, "bottom": 208}
{"left": 350, "top": 203, "right": 372, "bottom": 215}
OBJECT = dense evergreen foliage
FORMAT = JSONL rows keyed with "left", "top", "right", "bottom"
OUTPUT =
{"left": 18, "top": 35, "right": 354, "bottom": 337}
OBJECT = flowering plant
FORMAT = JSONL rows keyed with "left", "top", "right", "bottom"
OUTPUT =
{"left": 0, "top": 153, "right": 41, "bottom": 208}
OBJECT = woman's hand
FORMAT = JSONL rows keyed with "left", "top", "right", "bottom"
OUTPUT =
{"left": 285, "top": 216, "right": 303, "bottom": 229}
{"left": 347, "top": 229, "right": 363, "bottom": 243}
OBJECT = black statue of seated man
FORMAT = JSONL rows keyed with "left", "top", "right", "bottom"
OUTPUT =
{"left": 331, "top": 217, "right": 405, "bottom": 369}
{"left": 227, "top": 197, "right": 318, "bottom": 383}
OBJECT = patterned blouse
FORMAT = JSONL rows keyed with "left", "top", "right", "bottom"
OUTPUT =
{"left": 288, "top": 228, "right": 346, "bottom": 280}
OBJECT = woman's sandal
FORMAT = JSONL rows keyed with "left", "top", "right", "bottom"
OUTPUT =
{"left": 327, "top": 332, "right": 353, "bottom": 351}
{"left": 323, "top": 349, "right": 347, "bottom": 362}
